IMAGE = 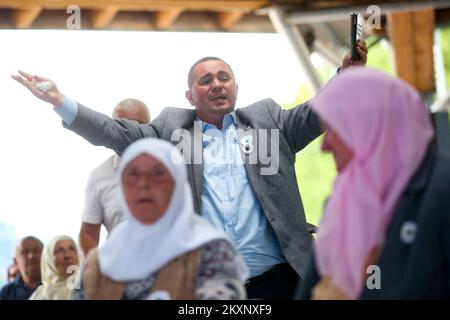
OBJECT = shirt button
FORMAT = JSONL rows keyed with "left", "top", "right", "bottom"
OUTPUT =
{"left": 269, "top": 217, "right": 275, "bottom": 222}
{"left": 282, "top": 243, "right": 288, "bottom": 249}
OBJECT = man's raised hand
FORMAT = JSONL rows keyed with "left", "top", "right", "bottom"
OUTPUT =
{"left": 11, "top": 70, "right": 65, "bottom": 108}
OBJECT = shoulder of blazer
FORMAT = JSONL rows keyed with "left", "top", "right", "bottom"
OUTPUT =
{"left": 238, "top": 98, "right": 277, "bottom": 114}
{"left": 236, "top": 98, "right": 279, "bottom": 129}
{"left": 162, "top": 107, "right": 198, "bottom": 128}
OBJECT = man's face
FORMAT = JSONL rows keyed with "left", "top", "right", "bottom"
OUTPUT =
{"left": 15, "top": 239, "right": 42, "bottom": 281}
{"left": 185, "top": 60, "right": 238, "bottom": 124}
{"left": 122, "top": 154, "right": 175, "bottom": 225}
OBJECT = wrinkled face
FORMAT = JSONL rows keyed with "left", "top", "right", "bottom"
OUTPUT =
{"left": 53, "top": 239, "right": 79, "bottom": 278}
{"left": 185, "top": 60, "right": 238, "bottom": 124}
{"left": 321, "top": 122, "right": 354, "bottom": 173}
{"left": 122, "top": 154, "right": 175, "bottom": 225}
{"left": 15, "top": 239, "right": 42, "bottom": 281}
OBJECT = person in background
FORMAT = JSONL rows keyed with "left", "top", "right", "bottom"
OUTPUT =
{"left": 29, "top": 235, "right": 81, "bottom": 300}
{"left": 73, "top": 138, "right": 248, "bottom": 300}
{"left": 7, "top": 261, "right": 19, "bottom": 283}
{"left": 296, "top": 67, "right": 450, "bottom": 300}
{"left": 0, "top": 236, "right": 43, "bottom": 300}
{"left": 79, "top": 98, "right": 151, "bottom": 257}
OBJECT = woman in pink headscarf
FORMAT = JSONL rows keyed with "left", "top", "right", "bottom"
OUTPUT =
{"left": 296, "top": 67, "right": 450, "bottom": 299}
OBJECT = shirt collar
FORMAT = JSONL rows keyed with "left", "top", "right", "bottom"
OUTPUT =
{"left": 199, "top": 111, "right": 237, "bottom": 133}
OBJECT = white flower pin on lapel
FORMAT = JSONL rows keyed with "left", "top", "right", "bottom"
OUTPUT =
{"left": 240, "top": 134, "right": 254, "bottom": 155}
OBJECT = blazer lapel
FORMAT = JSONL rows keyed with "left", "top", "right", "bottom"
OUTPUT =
{"left": 235, "top": 109, "right": 262, "bottom": 196}
{"left": 187, "top": 120, "right": 204, "bottom": 213}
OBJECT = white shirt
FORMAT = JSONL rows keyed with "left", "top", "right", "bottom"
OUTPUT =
{"left": 82, "top": 155, "right": 123, "bottom": 233}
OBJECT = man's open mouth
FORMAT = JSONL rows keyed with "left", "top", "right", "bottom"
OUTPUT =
{"left": 210, "top": 95, "right": 226, "bottom": 101}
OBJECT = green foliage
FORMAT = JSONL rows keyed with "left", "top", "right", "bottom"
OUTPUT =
{"left": 365, "top": 35, "right": 394, "bottom": 74}
{"left": 440, "top": 27, "right": 450, "bottom": 89}
{"left": 295, "top": 137, "right": 336, "bottom": 227}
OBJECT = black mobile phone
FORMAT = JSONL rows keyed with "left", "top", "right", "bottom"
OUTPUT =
{"left": 350, "top": 13, "right": 363, "bottom": 60}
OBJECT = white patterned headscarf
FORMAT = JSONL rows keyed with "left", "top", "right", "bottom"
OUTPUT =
{"left": 98, "top": 138, "right": 249, "bottom": 282}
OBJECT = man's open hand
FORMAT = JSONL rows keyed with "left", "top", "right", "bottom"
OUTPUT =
{"left": 11, "top": 70, "right": 65, "bottom": 108}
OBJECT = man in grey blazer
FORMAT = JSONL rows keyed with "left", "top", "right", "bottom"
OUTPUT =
{"left": 13, "top": 43, "right": 367, "bottom": 299}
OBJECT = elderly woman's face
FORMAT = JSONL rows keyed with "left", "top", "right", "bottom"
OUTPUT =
{"left": 122, "top": 154, "right": 175, "bottom": 224}
{"left": 321, "top": 122, "right": 353, "bottom": 173}
{"left": 53, "top": 239, "right": 79, "bottom": 278}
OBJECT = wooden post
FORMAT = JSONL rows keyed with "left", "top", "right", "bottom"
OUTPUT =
{"left": 388, "top": 8, "right": 436, "bottom": 94}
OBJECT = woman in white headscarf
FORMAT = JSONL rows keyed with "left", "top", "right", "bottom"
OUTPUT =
{"left": 73, "top": 138, "right": 248, "bottom": 300}
{"left": 29, "top": 235, "right": 81, "bottom": 300}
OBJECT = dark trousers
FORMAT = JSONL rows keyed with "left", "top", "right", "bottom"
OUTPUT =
{"left": 245, "top": 263, "right": 300, "bottom": 300}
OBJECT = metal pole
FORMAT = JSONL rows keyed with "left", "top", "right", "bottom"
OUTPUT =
{"left": 268, "top": 6, "right": 322, "bottom": 94}
{"left": 313, "top": 39, "right": 342, "bottom": 68}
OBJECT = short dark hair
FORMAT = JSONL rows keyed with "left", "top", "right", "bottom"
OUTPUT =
{"left": 187, "top": 56, "right": 234, "bottom": 89}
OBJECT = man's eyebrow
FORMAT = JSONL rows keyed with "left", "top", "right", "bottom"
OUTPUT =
{"left": 198, "top": 73, "right": 213, "bottom": 81}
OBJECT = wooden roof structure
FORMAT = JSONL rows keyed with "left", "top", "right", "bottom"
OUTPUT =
{"left": 1, "top": 0, "right": 450, "bottom": 97}
{"left": 0, "top": 0, "right": 449, "bottom": 31}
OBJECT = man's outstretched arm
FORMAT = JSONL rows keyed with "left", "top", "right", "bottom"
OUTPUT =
{"left": 12, "top": 71, "right": 160, "bottom": 155}
{"left": 12, "top": 70, "right": 66, "bottom": 108}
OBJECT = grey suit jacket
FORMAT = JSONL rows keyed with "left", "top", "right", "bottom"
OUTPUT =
{"left": 64, "top": 98, "right": 322, "bottom": 278}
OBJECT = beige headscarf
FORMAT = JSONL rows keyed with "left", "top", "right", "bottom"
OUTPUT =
{"left": 29, "top": 235, "right": 82, "bottom": 300}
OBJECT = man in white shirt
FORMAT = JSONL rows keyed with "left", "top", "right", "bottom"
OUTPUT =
{"left": 79, "top": 99, "right": 151, "bottom": 256}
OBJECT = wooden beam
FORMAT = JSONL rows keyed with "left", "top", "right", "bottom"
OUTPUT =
{"left": 0, "top": 1, "right": 269, "bottom": 11}
{"left": 412, "top": 9, "right": 435, "bottom": 93}
{"left": 0, "top": 9, "right": 274, "bottom": 32}
{"left": 154, "top": 9, "right": 182, "bottom": 30}
{"left": 217, "top": 11, "right": 244, "bottom": 30}
{"left": 388, "top": 8, "right": 435, "bottom": 94}
{"left": 11, "top": 7, "right": 42, "bottom": 28}
{"left": 88, "top": 7, "right": 119, "bottom": 28}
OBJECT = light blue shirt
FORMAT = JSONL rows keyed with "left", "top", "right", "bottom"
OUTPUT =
{"left": 56, "top": 100, "right": 287, "bottom": 277}
{"left": 54, "top": 98, "right": 78, "bottom": 125}
{"left": 200, "top": 113, "right": 286, "bottom": 278}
